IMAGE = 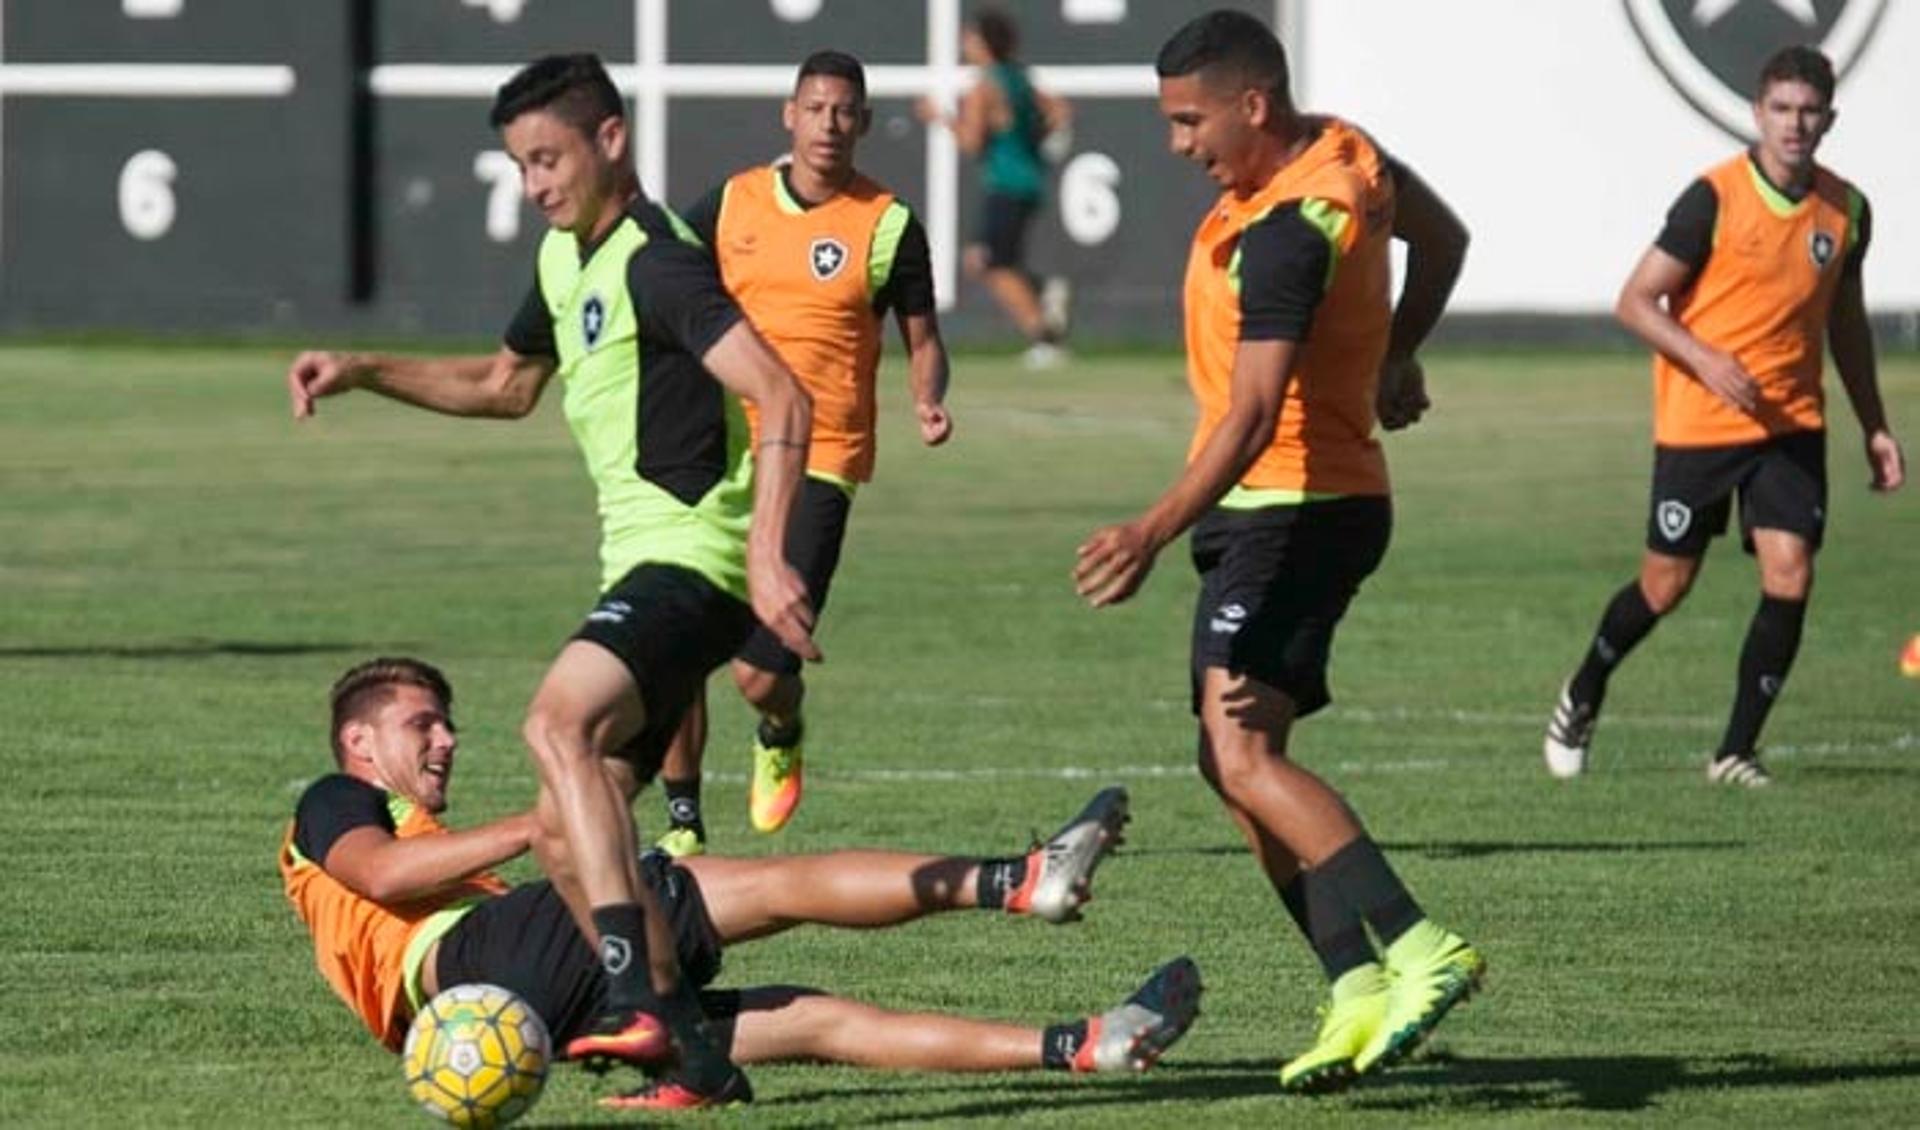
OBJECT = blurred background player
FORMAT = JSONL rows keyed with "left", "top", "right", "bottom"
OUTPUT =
{"left": 281, "top": 658, "right": 1191, "bottom": 1112}
{"left": 656, "top": 50, "right": 954, "bottom": 855}
{"left": 1072, "top": 11, "right": 1478, "bottom": 1093}
{"left": 283, "top": 54, "right": 821, "bottom": 1107}
{"left": 917, "top": 6, "right": 1072, "bottom": 369}
{"left": 1544, "top": 45, "right": 1905, "bottom": 788}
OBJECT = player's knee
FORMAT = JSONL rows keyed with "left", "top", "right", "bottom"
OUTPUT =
{"left": 1760, "top": 557, "right": 1813, "bottom": 599}
{"left": 520, "top": 702, "right": 595, "bottom": 777}
{"left": 1639, "top": 560, "right": 1697, "bottom": 613}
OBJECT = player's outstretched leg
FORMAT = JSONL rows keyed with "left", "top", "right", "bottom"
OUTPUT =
{"left": 1069, "top": 956, "right": 1203, "bottom": 1073}
{"left": 1003, "top": 786, "right": 1130, "bottom": 923}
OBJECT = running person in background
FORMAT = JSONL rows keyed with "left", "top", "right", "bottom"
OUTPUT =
{"left": 284, "top": 54, "right": 818, "bottom": 1107}
{"left": 918, "top": 6, "right": 1072, "bottom": 368}
{"left": 282, "top": 658, "right": 1192, "bottom": 1112}
{"left": 1072, "top": 11, "right": 1478, "bottom": 1093}
{"left": 657, "top": 50, "right": 954, "bottom": 855}
{"left": 1543, "top": 46, "right": 1904, "bottom": 787}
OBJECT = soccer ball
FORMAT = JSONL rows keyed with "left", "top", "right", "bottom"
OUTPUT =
{"left": 1902, "top": 633, "right": 1920, "bottom": 679}
{"left": 402, "top": 983, "right": 551, "bottom": 1128}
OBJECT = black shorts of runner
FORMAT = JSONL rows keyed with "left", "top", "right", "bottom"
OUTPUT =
{"left": 975, "top": 191, "right": 1039, "bottom": 270}
{"left": 1646, "top": 430, "right": 1826, "bottom": 558}
{"left": 736, "top": 476, "right": 852, "bottom": 677}
{"left": 1189, "top": 496, "right": 1392, "bottom": 719}
{"left": 572, "top": 563, "right": 757, "bottom": 785}
{"left": 433, "top": 854, "right": 724, "bottom": 1048}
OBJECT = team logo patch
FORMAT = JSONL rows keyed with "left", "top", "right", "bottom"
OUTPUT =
{"left": 1809, "top": 230, "right": 1836, "bottom": 267}
{"left": 1656, "top": 499, "right": 1693, "bottom": 542}
{"left": 599, "top": 936, "right": 632, "bottom": 975}
{"left": 1209, "top": 602, "right": 1249, "bottom": 635}
{"left": 581, "top": 293, "right": 608, "bottom": 349}
{"left": 809, "top": 237, "right": 848, "bottom": 281}
{"left": 1623, "top": 0, "right": 1887, "bottom": 141}
{"left": 1759, "top": 674, "right": 1783, "bottom": 698}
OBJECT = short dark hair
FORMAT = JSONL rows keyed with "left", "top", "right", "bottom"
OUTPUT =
{"left": 1756, "top": 45, "right": 1835, "bottom": 104}
{"left": 1155, "top": 10, "right": 1291, "bottom": 108}
{"left": 489, "top": 53, "right": 624, "bottom": 134}
{"left": 796, "top": 49, "right": 867, "bottom": 102}
{"left": 971, "top": 8, "right": 1019, "bottom": 62}
{"left": 328, "top": 657, "right": 452, "bottom": 766}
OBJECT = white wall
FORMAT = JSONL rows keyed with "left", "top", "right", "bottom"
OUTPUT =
{"left": 1301, "top": 0, "right": 1919, "bottom": 312}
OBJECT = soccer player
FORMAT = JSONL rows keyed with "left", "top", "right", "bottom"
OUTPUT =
{"left": 917, "top": 6, "right": 1072, "bottom": 368}
{"left": 284, "top": 54, "right": 820, "bottom": 1105}
{"left": 280, "top": 658, "right": 1192, "bottom": 1112}
{"left": 1071, "top": 12, "right": 1480, "bottom": 1093}
{"left": 652, "top": 49, "right": 954, "bottom": 854}
{"left": 1543, "top": 46, "right": 1904, "bottom": 787}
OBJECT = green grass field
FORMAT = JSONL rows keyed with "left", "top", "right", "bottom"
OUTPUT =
{"left": 2, "top": 343, "right": 1916, "bottom": 1127}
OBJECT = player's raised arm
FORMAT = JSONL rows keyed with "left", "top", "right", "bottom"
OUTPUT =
{"left": 700, "top": 322, "right": 822, "bottom": 661}
{"left": 286, "top": 346, "right": 556, "bottom": 421}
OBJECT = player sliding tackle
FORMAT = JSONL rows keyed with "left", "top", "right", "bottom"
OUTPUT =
{"left": 280, "top": 658, "right": 1199, "bottom": 1111}
{"left": 1074, "top": 11, "right": 1480, "bottom": 1093}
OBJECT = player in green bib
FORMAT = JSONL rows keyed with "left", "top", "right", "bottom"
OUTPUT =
{"left": 284, "top": 54, "right": 818, "bottom": 1109}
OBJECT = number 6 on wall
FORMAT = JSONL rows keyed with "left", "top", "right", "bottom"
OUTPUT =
{"left": 118, "top": 150, "right": 178, "bottom": 241}
{"left": 1059, "top": 151, "right": 1120, "bottom": 247}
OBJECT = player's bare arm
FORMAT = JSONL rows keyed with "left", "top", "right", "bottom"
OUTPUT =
{"left": 1615, "top": 247, "right": 1759, "bottom": 412}
{"left": 699, "top": 321, "right": 823, "bottom": 660}
{"left": 1076, "top": 340, "right": 1293, "bottom": 608}
{"left": 1377, "top": 160, "right": 1469, "bottom": 431}
{"left": 1827, "top": 267, "right": 1906, "bottom": 492}
{"left": 319, "top": 810, "right": 537, "bottom": 905}
{"left": 898, "top": 309, "right": 954, "bottom": 446}
{"left": 287, "top": 347, "right": 556, "bottom": 420}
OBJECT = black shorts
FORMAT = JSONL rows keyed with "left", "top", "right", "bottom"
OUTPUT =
{"left": 1647, "top": 431, "right": 1826, "bottom": 557}
{"left": 975, "top": 192, "right": 1039, "bottom": 270}
{"left": 1189, "top": 497, "right": 1392, "bottom": 719}
{"left": 433, "top": 854, "right": 724, "bottom": 1048}
{"left": 572, "top": 563, "right": 757, "bottom": 783}
{"left": 737, "top": 477, "right": 853, "bottom": 677}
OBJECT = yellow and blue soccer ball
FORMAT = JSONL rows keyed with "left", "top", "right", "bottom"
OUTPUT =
{"left": 402, "top": 983, "right": 550, "bottom": 1128}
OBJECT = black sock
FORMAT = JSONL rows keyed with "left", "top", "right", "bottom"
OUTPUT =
{"left": 1718, "top": 595, "right": 1807, "bottom": 756}
{"left": 662, "top": 777, "right": 703, "bottom": 833}
{"left": 975, "top": 857, "right": 1028, "bottom": 909}
{"left": 1041, "top": 1020, "right": 1089, "bottom": 1070}
{"left": 590, "top": 903, "right": 654, "bottom": 1011}
{"left": 1318, "top": 837, "right": 1424, "bottom": 948}
{"left": 758, "top": 714, "right": 803, "bottom": 749}
{"left": 1282, "top": 871, "right": 1375, "bottom": 981}
{"left": 1570, "top": 581, "right": 1662, "bottom": 707}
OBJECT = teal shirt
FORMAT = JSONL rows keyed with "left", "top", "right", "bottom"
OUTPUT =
{"left": 981, "top": 62, "right": 1046, "bottom": 200}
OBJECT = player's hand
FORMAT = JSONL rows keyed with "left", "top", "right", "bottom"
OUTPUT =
{"left": 748, "top": 554, "right": 821, "bottom": 662}
{"left": 1074, "top": 522, "right": 1159, "bottom": 608}
{"left": 1694, "top": 349, "right": 1759, "bottom": 413}
{"left": 913, "top": 96, "right": 943, "bottom": 125}
{"left": 917, "top": 401, "right": 953, "bottom": 446}
{"left": 1375, "top": 354, "right": 1430, "bottom": 431}
{"left": 286, "top": 350, "right": 363, "bottom": 420}
{"left": 1866, "top": 428, "right": 1906, "bottom": 492}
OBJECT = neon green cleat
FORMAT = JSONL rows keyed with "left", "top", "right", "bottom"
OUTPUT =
{"left": 1355, "top": 921, "right": 1485, "bottom": 1073}
{"left": 1279, "top": 964, "right": 1390, "bottom": 1094}
{"left": 748, "top": 717, "right": 804, "bottom": 833}
{"left": 654, "top": 825, "right": 705, "bottom": 858}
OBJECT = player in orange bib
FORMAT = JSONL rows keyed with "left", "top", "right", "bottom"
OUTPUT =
{"left": 1072, "top": 11, "right": 1480, "bottom": 1093}
{"left": 283, "top": 659, "right": 1197, "bottom": 1112}
{"left": 1543, "top": 46, "right": 1905, "bottom": 788}
{"left": 654, "top": 51, "right": 954, "bottom": 853}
